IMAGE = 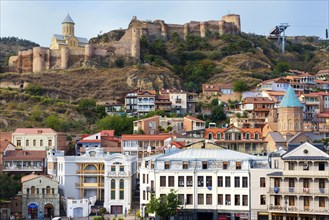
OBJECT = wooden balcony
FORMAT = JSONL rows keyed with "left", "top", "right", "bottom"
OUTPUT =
{"left": 75, "top": 182, "right": 104, "bottom": 188}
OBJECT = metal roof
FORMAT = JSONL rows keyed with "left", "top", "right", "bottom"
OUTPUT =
{"left": 62, "top": 14, "right": 75, "bottom": 24}
{"left": 268, "top": 132, "right": 286, "bottom": 143}
{"left": 158, "top": 148, "right": 263, "bottom": 161}
{"left": 279, "top": 86, "right": 303, "bottom": 108}
{"left": 54, "top": 34, "right": 65, "bottom": 41}
{"left": 76, "top": 37, "right": 88, "bottom": 44}
{"left": 267, "top": 171, "right": 283, "bottom": 176}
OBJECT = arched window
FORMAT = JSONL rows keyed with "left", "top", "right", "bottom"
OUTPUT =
{"left": 119, "top": 179, "right": 124, "bottom": 200}
{"left": 208, "top": 133, "right": 213, "bottom": 140}
{"left": 26, "top": 140, "right": 29, "bottom": 146}
{"left": 288, "top": 120, "right": 292, "bottom": 130}
{"left": 31, "top": 186, "right": 35, "bottom": 194}
{"left": 46, "top": 186, "right": 51, "bottom": 194}
{"left": 245, "top": 133, "right": 250, "bottom": 140}
{"left": 216, "top": 133, "right": 221, "bottom": 139}
{"left": 254, "top": 133, "right": 259, "bottom": 140}
{"left": 295, "top": 120, "right": 299, "bottom": 130}
{"left": 111, "top": 179, "right": 115, "bottom": 200}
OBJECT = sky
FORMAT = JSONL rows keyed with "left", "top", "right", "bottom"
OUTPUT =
{"left": 1, "top": 0, "right": 328, "bottom": 47}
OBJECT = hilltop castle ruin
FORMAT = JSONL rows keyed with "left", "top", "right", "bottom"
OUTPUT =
{"left": 9, "top": 14, "right": 241, "bottom": 73}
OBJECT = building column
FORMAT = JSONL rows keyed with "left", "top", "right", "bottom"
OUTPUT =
{"left": 268, "top": 213, "right": 272, "bottom": 220}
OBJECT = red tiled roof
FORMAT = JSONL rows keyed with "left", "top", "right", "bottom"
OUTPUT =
{"left": 121, "top": 134, "right": 172, "bottom": 141}
{"left": 316, "top": 113, "right": 329, "bottom": 118}
{"left": 301, "top": 92, "right": 329, "bottom": 97}
{"left": 4, "top": 150, "right": 46, "bottom": 160}
{"left": 79, "top": 139, "right": 102, "bottom": 143}
{"left": 14, "top": 128, "right": 56, "bottom": 134}
{"left": 317, "top": 69, "right": 329, "bottom": 74}
{"left": 202, "top": 84, "right": 220, "bottom": 91}
{"left": 184, "top": 116, "right": 205, "bottom": 123}
{"left": 170, "top": 141, "right": 186, "bottom": 149}
{"left": 315, "top": 80, "right": 329, "bottom": 84}
{"left": 204, "top": 126, "right": 263, "bottom": 138}
{"left": 102, "top": 136, "right": 120, "bottom": 143}
{"left": 243, "top": 97, "right": 275, "bottom": 104}
{"left": 101, "top": 130, "right": 115, "bottom": 137}
{"left": 0, "top": 141, "right": 11, "bottom": 153}
{"left": 137, "top": 90, "right": 156, "bottom": 96}
{"left": 135, "top": 115, "right": 161, "bottom": 122}
{"left": 0, "top": 132, "right": 12, "bottom": 142}
{"left": 21, "top": 173, "right": 40, "bottom": 183}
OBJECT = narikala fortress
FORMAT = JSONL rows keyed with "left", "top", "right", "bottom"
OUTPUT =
{"left": 9, "top": 14, "right": 241, "bottom": 73}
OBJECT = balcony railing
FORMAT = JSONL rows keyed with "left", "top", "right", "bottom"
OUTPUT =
{"left": 76, "top": 170, "right": 104, "bottom": 174}
{"left": 3, "top": 166, "right": 43, "bottom": 171}
{"left": 75, "top": 183, "right": 104, "bottom": 188}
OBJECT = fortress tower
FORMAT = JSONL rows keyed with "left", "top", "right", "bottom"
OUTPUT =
{"left": 62, "top": 14, "right": 75, "bottom": 37}
{"left": 278, "top": 86, "right": 304, "bottom": 136}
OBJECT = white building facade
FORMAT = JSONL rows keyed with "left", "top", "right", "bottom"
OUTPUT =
{"left": 47, "top": 148, "right": 137, "bottom": 217}
{"left": 140, "top": 148, "right": 270, "bottom": 220}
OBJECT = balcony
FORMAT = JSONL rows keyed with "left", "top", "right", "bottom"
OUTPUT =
{"left": 175, "top": 99, "right": 182, "bottom": 104}
{"left": 75, "top": 182, "right": 104, "bottom": 188}
{"left": 76, "top": 170, "right": 104, "bottom": 175}
{"left": 283, "top": 170, "right": 329, "bottom": 177}
{"left": 3, "top": 165, "right": 43, "bottom": 172}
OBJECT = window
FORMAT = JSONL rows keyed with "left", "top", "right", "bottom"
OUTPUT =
{"left": 17, "top": 140, "right": 21, "bottom": 146}
{"left": 225, "top": 176, "right": 231, "bottom": 187}
{"left": 303, "top": 162, "right": 309, "bottom": 171}
{"left": 319, "top": 162, "right": 325, "bottom": 171}
{"left": 242, "top": 177, "right": 248, "bottom": 188}
{"left": 289, "top": 178, "right": 295, "bottom": 188}
{"left": 254, "top": 133, "right": 259, "bottom": 140}
{"left": 33, "top": 140, "right": 36, "bottom": 146}
{"left": 160, "top": 176, "right": 166, "bottom": 187}
{"left": 119, "top": 166, "right": 124, "bottom": 172}
{"left": 143, "top": 190, "right": 146, "bottom": 200}
{"left": 304, "top": 197, "right": 310, "bottom": 207}
{"left": 223, "top": 195, "right": 231, "bottom": 207}
{"left": 40, "top": 140, "right": 43, "bottom": 146}
{"left": 48, "top": 140, "right": 52, "bottom": 147}
{"left": 186, "top": 194, "right": 193, "bottom": 205}
{"left": 223, "top": 161, "right": 228, "bottom": 169}
{"left": 235, "top": 195, "right": 240, "bottom": 206}
{"left": 198, "top": 194, "right": 204, "bottom": 205}
{"left": 178, "top": 176, "right": 184, "bottom": 187}
{"left": 26, "top": 140, "right": 29, "bottom": 146}
{"left": 245, "top": 133, "right": 250, "bottom": 140}
{"left": 178, "top": 194, "right": 184, "bottom": 205}
{"left": 218, "top": 176, "right": 223, "bottom": 187}
{"left": 206, "top": 176, "right": 212, "bottom": 187}
{"left": 31, "top": 186, "right": 35, "bottom": 194}
{"left": 202, "top": 161, "right": 208, "bottom": 169}
{"left": 168, "top": 176, "right": 175, "bottom": 187}
{"left": 260, "top": 195, "right": 266, "bottom": 205}
{"left": 183, "top": 161, "right": 188, "bottom": 169}
{"left": 119, "top": 179, "right": 124, "bottom": 200}
{"left": 146, "top": 174, "right": 149, "bottom": 183}
{"left": 288, "top": 162, "right": 295, "bottom": 170}
{"left": 288, "top": 196, "right": 295, "bottom": 206}
{"left": 111, "top": 179, "right": 115, "bottom": 200}
{"left": 234, "top": 177, "right": 240, "bottom": 188}
{"left": 27, "top": 188, "right": 30, "bottom": 194}
{"left": 260, "top": 177, "right": 266, "bottom": 188}
{"left": 216, "top": 133, "right": 221, "bottom": 139}
{"left": 274, "top": 160, "right": 279, "bottom": 169}
{"left": 319, "top": 197, "right": 325, "bottom": 208}
{"left": 206, "top": 194, "right": 212, "bottom": 205}
{"left": 46, "top": 186, "right": 51, "bottom": 195}
{"left": 142, "top": 174, "right": 145, "bottom": 184}
{"left": 165, "top": 161, "right": 170, "bottom": 169}
{"left": 274, "top": 178, "right": 280, "bottom": 187}
{"left": 242, "top": 195, "right": 248, "bottom": 206}
{"left": 186, "top": 176, "right": 193, "bottom": 187}
{"left": 319, "top": 179, "right": 325, "bottom": 189}
{"left": 218, "top": 194, "right": 223, "bottom": 205}
{"left": 236, "top": 162, "right": 241, "bottom": 170}
{"left": 111, "top": 165, "right": 116, "bottom": 172}
{"left": 274, "top": 195, "right": 281, "bottom": 206}
{"left": 198, "top": 176, "right": 204, "bottom": 187}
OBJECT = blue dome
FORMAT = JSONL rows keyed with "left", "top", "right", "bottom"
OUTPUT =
{"left": 279, "top": 86, "right": 303, "bottom": 108}
{"left": 62, "top": 14, "right": 75, "bottom": 24}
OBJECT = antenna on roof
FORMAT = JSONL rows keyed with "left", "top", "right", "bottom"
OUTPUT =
{"left": 267, "top": 23, "right": 289, "bottom": 54}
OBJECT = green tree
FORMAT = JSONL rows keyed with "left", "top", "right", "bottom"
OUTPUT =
{"left": 0, "top": 174, "right": 21, "bottom": 201}
{"left": 44, "top": 115, "right": 64, "bottom": 131}
{"left": 146, "top": 190, "right": 180, "bottom": 220}
{"left": 233, "top": 80, "right": 250, "bottom": 93}
{"left": 211, "top": 98, "right": 219, "bottom": 106}
{"left": 211, "top": 105, "right": 226, "bottom": 122}
{"left": 96, "top": 115, "right": 136, "bottom": 136}
{"left": 273, "top": 61, "right": 289, "bottom": 74}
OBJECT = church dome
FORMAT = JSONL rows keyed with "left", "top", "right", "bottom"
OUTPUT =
{"left": 62, "top": 14, "right": 75, "bottom": 24}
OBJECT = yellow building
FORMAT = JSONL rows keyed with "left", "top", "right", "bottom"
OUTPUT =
{"left": 50, "top": 14, "right": 88, "bottom": 50}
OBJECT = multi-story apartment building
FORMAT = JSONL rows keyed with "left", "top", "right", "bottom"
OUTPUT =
{"left": 267, "top": 142, "right": 329, "bottom": 220}
{"left": 125, "top": 89, "right": 139, "bottom": 116}
{"left": 183, "top": 116, "right": 205, "bottom": 132}
{"left": 3, "top": 150, "right": 46, "bottom": 174}
{"left": 205, "top": 126, "right": 268, "bottom": 155}
{"left": 47, "top": 148, "right": 137, "bottom": 216}
{"left": 76, "top": 130, "right": 121, "bottom": 155}
{"left": 316, "top": 69, "right": 329, "bottom": 81}
{"left": 284, "top": 74, "right": 316, "bottom": 92}
{"left": 21, "top": 173, "right": 60, "bottom": 219}
{"left": 133, "top": 116, "right": 160, "bottom": 135}
{"left": 140, "top": 148, "right": 270, "bottom": 220}
{"left": 12, "top": 128, "right": 67, "bottom": 151}
{"left": 257, "top": 78, "right": 289, "bottom": 92}
{"left": 154, "top": 94, "right": 172, "bottom": 113}
{"left": 121, "top": 134, "right": 172, "bottom": 171}
{"left": 169, "top": 90, "right": 188, "bottom": 115}
{"left": 137, "top": 90, "right": 156, "bottom": 116}
{"left": 299, "top": 92, "right": 329, "bottom": 122}
{"left": 241, "top": 97, "right": 276, "bottom": 119}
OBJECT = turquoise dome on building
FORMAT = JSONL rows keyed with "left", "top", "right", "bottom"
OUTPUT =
{"left": 279, "top": 86, "right": 303, "bottom": 108}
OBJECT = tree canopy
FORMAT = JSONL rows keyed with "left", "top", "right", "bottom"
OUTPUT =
{"left": 233, "top": 80, "right": 250, "bottom": 93}
{"left": 0, "top": 174, "right": 21, "bottom": 201}
{"left": 146, "top": 190, "right": 180, "bottom": 220}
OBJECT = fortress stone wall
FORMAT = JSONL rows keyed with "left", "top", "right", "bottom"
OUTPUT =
{"left": 9, "top": 14, "right": 241, "bottom": 73}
